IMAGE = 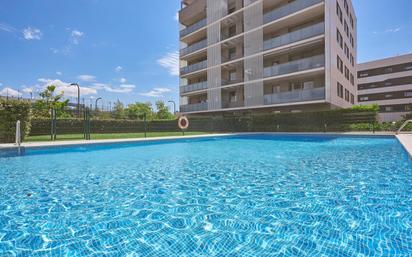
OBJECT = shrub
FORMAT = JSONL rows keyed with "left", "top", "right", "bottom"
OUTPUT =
{"left": 0, "top": 99, "right": 32, "bottom": 143}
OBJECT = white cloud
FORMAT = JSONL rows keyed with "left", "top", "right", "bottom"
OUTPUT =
{"left": 119, "top": 78, "right": 127, "bottom": 83}
{"left": 174, "top": 12, "right": 179, "bottom": 21}
{"left": 157, "top": 51, "right": 179, "bottom": 76}
{"left": 56, "top": 71, "right": 62, "bottom": 76}
{"left": 139, "top": 87, "right": 171, "bottom": 97}
{"left": 115, "top": 66, "right": 123, "bottom": 72}
{"left": 0, "top": 22, "right": 17, "bottom": 33}
{"left": 37, "top": 78, "right": 97, "bottom": 97}
{"left": 22, "top": 27, "right": 42, "bottom": 40}
{"left": 22, "top": 87, "right": 34, "bottom": 94}
{"left": 70, "top": 30, "right": 84, "bottom": 44}
{"left": 385, "top": 27, "right": 401, "bottom": 33}
{"left": 0, "top": 87, "right": 22, "bottom": 98}
{"left": 93, "top": 83, "right": 135, "bottom": 93}
{"left": 77, "top": 75, "right": 96, "bottom": 82}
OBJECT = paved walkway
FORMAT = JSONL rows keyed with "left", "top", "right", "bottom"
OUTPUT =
{"left": 396, "top": 134, "right": 412, "bottom": 157}
{"left": 0, "top": 132, "right": 398, "bottom": 150}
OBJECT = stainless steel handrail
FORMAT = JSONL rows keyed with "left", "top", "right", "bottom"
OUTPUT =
{"left": 397, "top": 120, "right": 412, "bottom": 134}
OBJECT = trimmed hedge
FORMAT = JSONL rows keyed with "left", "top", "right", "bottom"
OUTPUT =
{"left": 29, "top": 108, "right": 378, "bottom": 136}
{"left": 0, "top": 99, "right": 32, "bottom": 143}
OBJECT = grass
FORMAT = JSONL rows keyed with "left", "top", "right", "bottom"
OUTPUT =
{"left": 25, "top": 132, "right": 209, "bottom": 142}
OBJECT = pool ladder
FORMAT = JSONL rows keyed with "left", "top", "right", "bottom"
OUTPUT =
{"left": 397, "top": 120, "right": 412, "bottom": 135}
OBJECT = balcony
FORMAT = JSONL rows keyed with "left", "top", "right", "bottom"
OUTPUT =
{"left": 223, "top": 101, "right": 244, "bottom": 109}
{"left": 264, "top": 0, "right": 323, "bottom": 24}
{"left": 179, "top": 0, "right": 207, "bottom": 26}
{"left": 264, "top": 54, "right": 325, "bottom": 78}
{"left": 181, "top": 39, "right": 207, "bottom": 56}
{"left": 264, "top": 87, "right": 325, "bottom": 105}
{"left": 263, "top": 22, "right": 324, "bottom": 51}
{"left": 180, "top": 102, "right": 208, "bottom": 112}
{"left": 181, "top": 81, "right": 208, "bottom": 94}
{"left": 180, "top": 18, "right": 207, "bottom": 38}
{"left": 181, "top": 60, "right": 208, "bottom": 75}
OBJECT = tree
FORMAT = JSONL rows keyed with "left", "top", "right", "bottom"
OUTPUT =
{"left": 126, "top": 102, "right": 153, "bottom": 120}
{"left": 113, "top": 100, "right": 125, "bottom": 119}
{"left": 33, "top": 85, "right": 70, "bottom": 118}
{"left": 155, "top": 100, "right": 174, "bottom": 120}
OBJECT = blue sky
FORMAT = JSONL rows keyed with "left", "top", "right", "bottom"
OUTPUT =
{"left": 0, "top": 0, "right": 411, "bottom": 108}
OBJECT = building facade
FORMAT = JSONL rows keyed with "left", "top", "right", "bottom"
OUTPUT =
{"left": 357, "top": 54, "right": 412, "bottom": 122}
{"left": 178, "top": 0, "right": 357, "bottom": 115}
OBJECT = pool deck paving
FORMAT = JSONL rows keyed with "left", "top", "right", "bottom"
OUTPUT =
{"left": 1, "top": 132, "right": 408, "bottom": 150}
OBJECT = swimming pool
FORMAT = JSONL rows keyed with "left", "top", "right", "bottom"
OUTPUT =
{"left": 0, "top": 135, "right": 411, "bottom": 256}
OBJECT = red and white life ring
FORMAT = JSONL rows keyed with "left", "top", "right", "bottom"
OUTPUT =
{"left": 178, "top": 116, "right": 189, "bottom": 130}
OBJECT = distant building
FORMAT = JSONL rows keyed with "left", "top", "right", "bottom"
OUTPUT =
{"left": 358, "top": 53, "right": 412, "bottom": 122}
{"left": 178, "top": 0, "right": 357, "bottom": 115}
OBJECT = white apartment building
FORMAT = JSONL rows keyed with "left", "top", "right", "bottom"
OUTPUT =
{"left": 358, "top": 53, "right": 412, "bottom": 122}
{"left": 179, "top": 0, "right": 357, "bottom": 115}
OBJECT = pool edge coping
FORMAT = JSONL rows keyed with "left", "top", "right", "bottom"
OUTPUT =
{"left": 395, "top": 134, "right": 412, "bottom": 157}
{"left": 0, "top": 132, "right": 397, "bottom": 151}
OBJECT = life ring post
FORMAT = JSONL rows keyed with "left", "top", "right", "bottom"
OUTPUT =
{"left": 178, "top": 116, "right": 189, "bottom": 136}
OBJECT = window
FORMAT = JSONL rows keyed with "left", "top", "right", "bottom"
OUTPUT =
{"left": 385, "top": 94, "right": 393, "bottom": 98}
{"left": 344, "top": 0, "right": 349, "bottom": 15}
{"left": 350, "top": 54, "right": 354, "bottom": 67}
{"left": 337, "top": 56, "right": 343, "bottom": 73}
{"left": 405, "top": 92, "right": 412, "bottom": 97}
{"left": 345, "top": 89, "right": 350, "bottom": 101}
{"left": 337, "top": 82, "right": 344, "bottom": 98}
{"left": 337, "top": 29, "right": 343, "bottom": 49}
{"left": 350, "top": 93, "right": 355, "bottom": 104}
{"left": 350, "top": 14, "right": 354, "bottom": 29}
{"left": 344, "top": 21, "right": 349, "bottom": 37}
{"left": 229, "top": 70, "right": 237, "bottom": 81}
{"left": 350, "top": 73, "right": 354, "bottom": 85}
{"left": 229, "top": 47, "right": 236, "bottom": 60}
{"left": 350, "top": 34, "right": 354, "bottom": 47}
{"left": 229, "top": 91, "right": 237, "bottom": 102}
{"left": 359, "top": 72, "right": 369, "bottom": 78}
{"left": 336, "top": 3, "right": 343, "bottom": 23}
{"left": 385, "top": 106, "right": 394, "bottom": 112}
{"left": 344, "top": 44, "right": 349, "bottom": 59}
{"left": 360, "top": 96, "right": 369, "bottom": 101}
{"left": 345, "top": 66, "right": 350, "bottom": 80}
{"left": 228, "top": 25, "right": 236, "bottom": 38}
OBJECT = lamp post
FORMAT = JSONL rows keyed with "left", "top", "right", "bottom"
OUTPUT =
{"left": 70, "top": 83, "right": 81, "bottom": 117}
{"left": 95, "top": 97, "right": 102, "bottom": 111}
{"left": 168, "top": 100, "right": 177, "bottom": 114}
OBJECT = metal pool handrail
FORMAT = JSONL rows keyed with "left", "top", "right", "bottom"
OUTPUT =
{"left": 397, "top": 120, "right": 412, "bottom": 134}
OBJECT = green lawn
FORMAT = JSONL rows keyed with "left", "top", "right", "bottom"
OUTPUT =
{"left": 25, "top": 132, "right": 209, "bottom": 142}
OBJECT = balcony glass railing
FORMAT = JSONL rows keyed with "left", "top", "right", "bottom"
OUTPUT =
{"left": 264, "top": 87, "right": 325, "bottom": 105}
{"left": 181, "top": 60, "right": 208, "bottom": 75}
{"left": 223, "top": 101, "right": 244, "bottom": 109}
{"left": 263, "top": 54, "right": 325, "bottom": 78}
{"left": 181, "top": 81, "right": 208, "bottom": 93}
{"left": 180, "top": 102, "right": 208, "bottom": 113}
{"left": 263, "top": 0, "right": 323, "bottom": 24}
{"left": 180, "top": 18, "right": 207, "bottom": 37}
{"left": 181, "top": 39, "right": 207, "bottom": 56}
{"left": 263, "top": 22, "right": 324, "bottom": 51}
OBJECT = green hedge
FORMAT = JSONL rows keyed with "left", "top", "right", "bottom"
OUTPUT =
{"left": 0, "top": 99, "right": 32, "bottom": 143}
{"left": 28, "top": 108, "right": 378, "bottom": 136}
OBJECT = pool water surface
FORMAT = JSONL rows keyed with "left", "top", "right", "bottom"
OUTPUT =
{"left": 0, "top": 135, "right": 411, "bottom": 256}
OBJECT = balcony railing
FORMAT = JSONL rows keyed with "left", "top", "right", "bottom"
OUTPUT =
{"left": 180, "top": 102, "right": 208, "bottom": 112}
{"left": 263, "top": 22, "right": 325, "bottom": 51}
{"left": 181, "top": 39, "right": 207, "bottom": 56}
{"left": 223, "top": 101, "right": 244, "bottom": 109}
{"left": 263, "top": 54, "right": 325, "bottom": 78}
{"left": 264, "top": 87, "right": 325, "bottom": 105}
{"left": 181, "top": 60, "right": 208, "bottom": 75}
{"left": 181, "top": 81, "right": 208, "bottom": 93}
{"left": 222, "top": 79, "right": 244, "bottom": 86}
{"left": 180, "top": 18, "right": 207, "bottom": 37}
{"left": 263, "top": 0, "right": 323, "bottom": 24}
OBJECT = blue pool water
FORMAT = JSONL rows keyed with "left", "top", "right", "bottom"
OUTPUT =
{"left": 0, "top": 135, "right": 411, "bottom": 256}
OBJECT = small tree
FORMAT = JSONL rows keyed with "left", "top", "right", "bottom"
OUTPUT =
{"left": 113, "top": 100, "right": 125, "bottom": 119}
{"left": 126, "top": 102, "right": 153, "bottom": 120}
{"left": 33, "top": 85, "right": 70, "bottom": 118}
{"left": 155, "top": 100, "right": 174, "bottom": 120}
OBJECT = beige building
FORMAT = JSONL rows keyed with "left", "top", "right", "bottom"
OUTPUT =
{"left": 179, "top": 0, "right": 357, "bottom": 115}
{"left": 358, "top": 54, "right": 412, "bottom": 122}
